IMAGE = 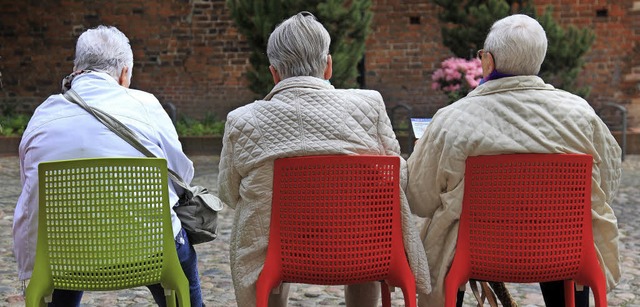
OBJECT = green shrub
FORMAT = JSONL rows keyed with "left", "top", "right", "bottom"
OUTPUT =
{"left": 0, "top": 112, "right": 226, "bottom": 137}
{"left": 175, "top": 114, "right": 226, "bottom": 137}
{"left": 226, "top": 0, "right": 373, "bottom": 96}
{"left": 0, "top": 113, "right": 30, "bottom": 136}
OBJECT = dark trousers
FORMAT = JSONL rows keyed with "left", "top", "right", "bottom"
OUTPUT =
{"left": 48, "top": 228, "right": 202, "bottom": 307}
{"left": 456, "top": 280, "right": 590, "bottom": 307}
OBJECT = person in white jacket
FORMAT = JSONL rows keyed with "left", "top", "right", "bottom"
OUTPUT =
{"left": 218, "top": 11, "right": 431, "bottom": 307}
{"left": 407, "top": 14, "right": 621, "bottom": 307}
{"left": 13, "top": 25, "right": 203, "bottom": 306}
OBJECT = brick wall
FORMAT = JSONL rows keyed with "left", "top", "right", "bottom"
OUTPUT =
{"left": 0, "top": 0, "right": 638, "bottom": 127}
{"left": 366, "top": 0, "right": 640, "bottom": 122}
{"left": 0, "top": 0, "right": 256, "bottom": 120}
{"left": 532, "top": 0, "right": 640, "bottom": 128}
{"left": 365, "top": 0, "right": 452, "bottom": 118}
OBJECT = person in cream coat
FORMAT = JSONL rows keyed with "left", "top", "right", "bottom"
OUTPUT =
{"left": 218, "top": 11, "right": 431, "bottom": 307}
{"left": 407, "top": 14, "right": 621, "bottom": 307}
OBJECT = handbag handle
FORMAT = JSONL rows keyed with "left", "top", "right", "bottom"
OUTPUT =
{"left": 63, "top": 88, "right": 191, "bottom": 191}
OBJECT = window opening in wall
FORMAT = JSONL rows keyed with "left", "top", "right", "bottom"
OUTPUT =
{"left": 357, "top": 55, "right": 366, "bottom": 88}
{"left": 596, "top": 8, "right": 608, "bottom": 17}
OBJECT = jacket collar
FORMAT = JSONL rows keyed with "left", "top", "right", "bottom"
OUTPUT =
{"left": 468, "top": 75, "right": 555, "bottom": 97}
{"left": 264, "top": 76, "right": 334, "bottom": 101}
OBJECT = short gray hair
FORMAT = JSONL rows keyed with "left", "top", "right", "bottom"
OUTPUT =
{"left": 483, "top": 14, "right": 547, "bottom": 76}
{"left": 267, "top": 12, "right": 331, "bottom": 79}
{"left": 73, "top": 25, "right": 134, "bottom": 81}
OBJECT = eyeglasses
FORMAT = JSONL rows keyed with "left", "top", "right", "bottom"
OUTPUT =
{"left": 476, "top": 49, "right": 487, "bottom": 60}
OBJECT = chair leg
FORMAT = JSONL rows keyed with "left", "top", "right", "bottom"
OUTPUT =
{"left": 165, "top": 289, "right": 177, "bottom": 307}
{"left": 575, "top": 251, "right": 608, "bottom": 307}
{"left": 564, "top": 280, "right": 575, "bottom": 307}
{"left": 399, "top": 280, "right": 417, "bottom": 307}
{"left": 25, "top": 280, "right": 53, "bottom": 307}
{"left": 385, "top": 264, "right": 417, "bottom": 307}
{"left": 256, "top": 275, "right": 283, "bottom": 307}
{"left": 591, "top": 282, "right": 607, "bottom": 307}
{"left": 445, "top": 274, "right": 468, "bottom": 307}
{"left": 175, "top": 280, "right": 191, "bottom": 307}
{"left": 381, "top": 281, "right": 391, "bottom": 307}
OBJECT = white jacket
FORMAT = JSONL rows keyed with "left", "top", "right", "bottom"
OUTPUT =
{"left": 407, "top": 75, "right": 622, "bottom": 306}
{"left": 218, "top": 76, "right": 431, "bottom": 306}
{"left": 13, "top": 71, "right": 194, "bottom": 280}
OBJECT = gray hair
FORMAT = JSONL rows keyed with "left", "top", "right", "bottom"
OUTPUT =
{"left": 267, "top": 12, "right": 331, "bottom": 79}
{"left": 73, "top": 25, "right": 134, "bottom": 81}
{"left": 483, "top": 14, "right": 547, "bottom": 76}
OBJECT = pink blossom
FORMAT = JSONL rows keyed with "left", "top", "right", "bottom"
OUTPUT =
{"left": 465, "top": 74, "right": 480, "bottom": 88}
{"left": 431, "top": 57, "right": 483, "bottom": 99}
{"left": 444, "top": 84, "right": 461, "bottom": 92}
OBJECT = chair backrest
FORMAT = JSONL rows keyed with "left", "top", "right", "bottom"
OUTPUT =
{"left": 35, "top": 157, "right": 175, "bottom": 291}
{"left": 267, "top": 155, "right": 403, "bottom": 285}
{"left": 460, "top": 154, "right": 593, "bottom": 283}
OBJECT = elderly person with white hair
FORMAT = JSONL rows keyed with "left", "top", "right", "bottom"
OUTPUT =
{"left": 407, "top": 14, "right": 621, "bottom": 307}
{"left": 14, "top": 25, "right": 203, "bottom": 306}
{"left": 218, "top": 11, "right": 431, "bottom": 307}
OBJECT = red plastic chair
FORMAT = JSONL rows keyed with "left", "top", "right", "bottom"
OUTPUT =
{"left": 444, "top": 154, "right": 607, "bottom": 307}
{"left": 256, "top": 155, "right": 416, "bottom": 307}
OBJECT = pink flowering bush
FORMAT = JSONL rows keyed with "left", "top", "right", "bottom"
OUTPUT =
{"left": 431, "top": 57, "right": 483, "bottom": 104}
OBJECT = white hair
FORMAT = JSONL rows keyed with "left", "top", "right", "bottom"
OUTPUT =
{"left": 267, "top": 12, "right": 331, "bottom": 79}
{"left": 483, "top": 14, "right": 547, "bottom": 75}
{"left": 73, "top": 25, "right": 134, "bottom": 81}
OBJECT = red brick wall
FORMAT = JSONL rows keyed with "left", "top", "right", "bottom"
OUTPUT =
{"left": 366, "top": 0, "right": 640, "bottom": 122}
{"left": 365, "top": 0, "right": 452, "bottom": 118}
{"left": 0, "top": 0, "right": 255, "bottom": 119}
{"left": 1, "top": 0, "right": 638, "bottom": 127}
{"left": 532, "top": 0, "right": 640, "bottom": 127}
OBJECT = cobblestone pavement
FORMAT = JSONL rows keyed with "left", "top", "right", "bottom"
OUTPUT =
{"left": 1, "top": 154, "right": 639, "bottom": 306}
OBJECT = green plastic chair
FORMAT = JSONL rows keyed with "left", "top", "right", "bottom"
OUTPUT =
{"left": 25, "top": 157, "right": 190, "bottom": 307}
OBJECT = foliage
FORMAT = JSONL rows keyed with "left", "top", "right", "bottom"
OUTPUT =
{"left": 226, "top": 0, "right": 373, "bottom": 96}
{"left": 0, "top": 112, "right": 225, "bottom": 137}
{"left": 431, "top": 0, "right": 595, "bottom": 97}
{"left": 175, "top": 114, "right": 226, "bottom": 137}
{"left": 536, "top": 6, "right": 595, "bottom": 97}
{"left": 0, "top": 113, "right": 30, "bottom": 136}
{"left": 431, "top": 0, "right": 511, "bottom": 59}
{"left": 432, "top": 57, "right": 483, "bottom": 104}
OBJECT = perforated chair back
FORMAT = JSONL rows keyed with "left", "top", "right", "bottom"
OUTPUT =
{"left": 256, "top": 155, "right": 416, "bottom": 307}
{"left": 444, "top": 154, "right": 607, "bottom": 307}
{"left": 25, "top": 158, "right": 189, "bottom": 307}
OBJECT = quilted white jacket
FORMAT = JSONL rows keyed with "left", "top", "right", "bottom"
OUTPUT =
{"left": 407, "top": 75, "right": 622, "bottom": 306}
{"left": 218, "top": 76, "right": 431, "bottom": 306}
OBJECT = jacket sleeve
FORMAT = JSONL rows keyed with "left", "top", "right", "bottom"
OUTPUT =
{"left": 406, "top": 114, "right": 454, "bottom": 219}
{"left": 593, "top": 119, "right": 622, "bottom": 203}
{"left": 151, "top": 106, "right": 194, "bottom": 180}
{"left": 130, "top": 93, "right": 193, "bottom": 207}
{"left": 591, "top": 116, "right": 623, "bottom": 290}
{"left": 217, "top": 115, "right": 241, "bottom": 209}
{"left": 371, "top": 92, "right": 408, "bottom": 189}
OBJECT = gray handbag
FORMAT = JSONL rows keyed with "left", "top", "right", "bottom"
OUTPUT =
{"left": 63, "top": 89, "right": 223, "bottom": 244}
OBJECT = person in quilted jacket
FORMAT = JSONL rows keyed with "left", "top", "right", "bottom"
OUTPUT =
{"left": 217, "top": 11, "right": 431, "bottom": 307}
{"left": 407, "top": 14, "right": 621, "bottom": 307}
